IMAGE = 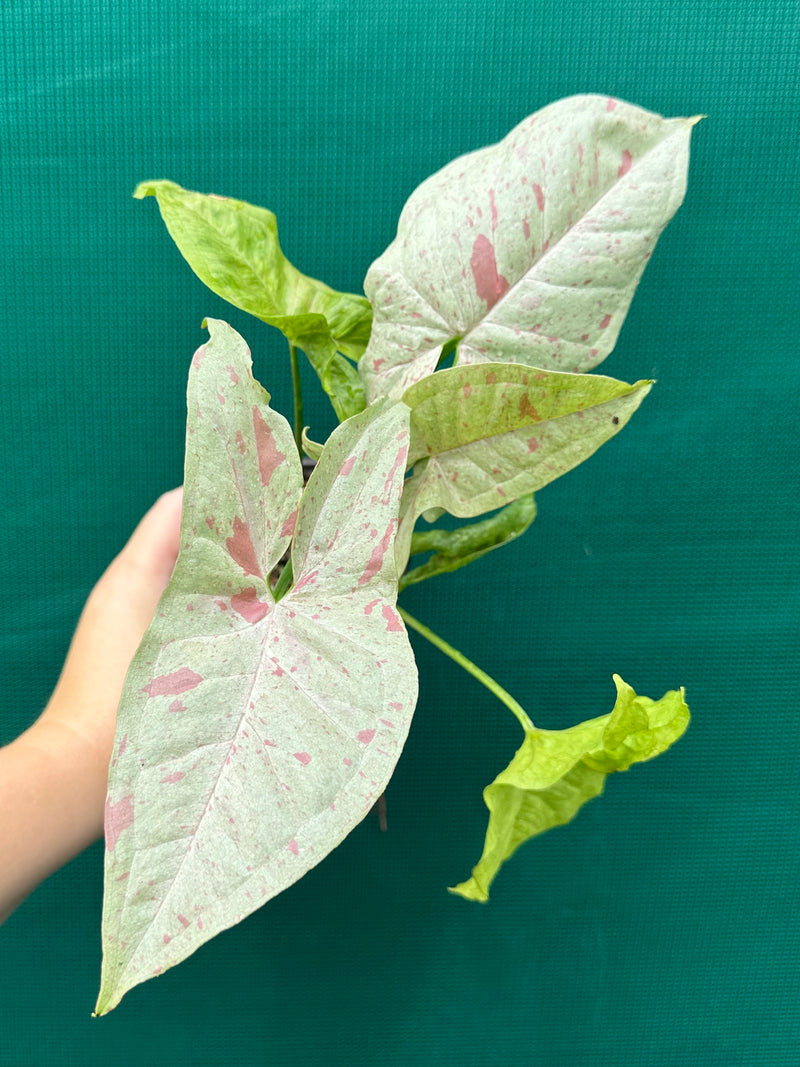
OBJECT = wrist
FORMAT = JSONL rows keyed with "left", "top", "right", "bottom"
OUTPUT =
{"left": 17, "top": 711, "right": 110, "bottom": 843}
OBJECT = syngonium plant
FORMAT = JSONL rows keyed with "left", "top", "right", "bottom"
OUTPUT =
{"left": 95, "top": 95, "right": 699, "bottom": 1014}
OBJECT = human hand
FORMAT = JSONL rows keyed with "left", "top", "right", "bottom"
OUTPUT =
{"left": 0, "top": 488, "right": 183, "bottom": 922}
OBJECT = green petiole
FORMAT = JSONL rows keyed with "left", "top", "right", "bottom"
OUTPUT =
{"left": 397, "top": 607, "right": 534, "bottom": 732}
{"left": 288, "top": 341, "right": 303, "bottom": 452}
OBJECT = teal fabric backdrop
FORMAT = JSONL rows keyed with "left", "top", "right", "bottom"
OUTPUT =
{"left": 1, "top": 1, "right": 797, "bottom": 1064}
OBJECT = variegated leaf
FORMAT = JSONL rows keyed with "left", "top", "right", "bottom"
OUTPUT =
{"left": 361, "top": 95, "right": 699, "bottom": 401}
{"left": 96, "top": 320, "right": 415, "bottom": 1014}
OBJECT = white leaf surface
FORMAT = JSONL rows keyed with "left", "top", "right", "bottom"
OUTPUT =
{"left": 96, "top": 320, "right": 416, "bottom": 1013}
{"left": 361, "top": 95, "right": 700, "bottom": 401}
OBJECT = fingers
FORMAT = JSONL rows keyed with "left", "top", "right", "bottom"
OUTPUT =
{"left": 42, "top": 488, "right": 185, "bottom": 769}
{"left": 118, "top": 486, "right": 183, "bottom": 593}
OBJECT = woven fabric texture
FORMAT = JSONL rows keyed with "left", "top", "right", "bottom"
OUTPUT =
{"left": 0, "top": 1, "right": 797, "bottom": 1064}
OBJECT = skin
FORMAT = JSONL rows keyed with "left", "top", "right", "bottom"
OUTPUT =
{"left": 0, "top": 488, "right": 183, "bottom": 924}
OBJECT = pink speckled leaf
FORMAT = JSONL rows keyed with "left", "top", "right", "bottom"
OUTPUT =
{"left": 360, "top": 95, "right": 700, "bottom": 401}
{"left": 96, "top": 319, "right": 415, "bottom": 1014}
{"left": 394, "top": 361, "right": 651, "bottom": 570}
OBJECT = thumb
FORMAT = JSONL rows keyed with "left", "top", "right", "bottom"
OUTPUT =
{"left": 117, "top": 486, "right": 183, "bottom": 595}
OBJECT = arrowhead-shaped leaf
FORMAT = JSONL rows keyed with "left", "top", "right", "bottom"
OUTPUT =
{"left": 134, "top": 181, "right": 368, "bottom": 418}
{"left": 450, "top": 676, "right": 689, "bottom": 902}
{"left": 96, "top": 319, "right": 415, "bottom": 1014}
{"left": 360, "top": 95, "right": 699, "bottom": 401}
{"left": 395, "top": 361, "right": 651, "bottom": 570}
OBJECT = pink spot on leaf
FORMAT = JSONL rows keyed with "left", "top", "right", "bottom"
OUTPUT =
{"left": 281, "top": 508, "right": 298, "bottom": 538}
{"left": 527, "top": 437, "right": 539, "bottom": 452}
{"left": 168, "top": 699, "right": 186, "bottom": 713}
{"left": 231, "top": 586, "right": 271, "bottom": 623}
{"left": 599, "top": 314, "right": 612, "bottom": 330}
{"left": 226, "top": 516, "right": 263, "bottom": 578}
{"left": 358, "top": 520, "right": 397, "bottom": 585}
{"left": 294, "top": 752, "right": 312, "bottom": 765}
{"left": 160, "top": 771, "right": 186, "bottom": 784}
{"left": 382, "top": 604, "right": 403, "bottom": 632}
{"left": 489, "top": 188, "right": 498, "bottom": 232}
{"left": 470, "top": 234, "right": 509, "bottom": 309}
{"left": 253, "top": 406, "right": 286, "bottom": 486}
{"left": 532, "top": 183, "right": 545, "bottom": 212}
{"left": 292, "top": 568, "right": 319, "bottom": 592}
{"left": 235, "top": 430, "right": 247, "bottom": 455}
{"left": 226, "top": 365, "right": 240, "bottom": 384}
{"left": 618, "top": 150, "right": 632, "bottom": 178}
{"left": 142, "top": 667, "right": 203, "bottom": 698}
{"left": 287, "top": 840, "right": 299, "bottom": 855}
{"left": 105, "top": 794, "right": 134, "bottom": 852}
{"left": 606, "top": 98, "right": 617, "bottom": 111}
{"left": 358, "top": 729, "right": 376, "bottom": 744}
{"left": 178, "top": 914, "right": 190, "bottom": 928}
{"left": 339, "top": 455, "right": 356, "bottom": 477}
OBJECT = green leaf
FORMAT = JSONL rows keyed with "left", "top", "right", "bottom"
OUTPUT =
{"left": 360, "top": 96, "right": 700, "bottom": 401}
{"left": 95, "top": 319, "right": 415, "bottom": 1014}
{"left": 399, "top": 494, "right": 536, "bottom": 590}
{"left": 395, "top": 361, "right": 651, "bottom": 570}
{"left": 301, "top": 426, "right": 324, "bottom": 462}
{"left": 270, "top": 313, "right": 367, "bottom": 422}
{"left": 134, "top": 180, "right": 369, "bottom": 418}
{"left": 450, "top": 676, "right": 689, "bottom": 902}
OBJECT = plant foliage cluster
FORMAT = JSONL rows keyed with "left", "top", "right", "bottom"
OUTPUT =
{"left": 95, "top": 96, "right": 698, "bottom": 1013}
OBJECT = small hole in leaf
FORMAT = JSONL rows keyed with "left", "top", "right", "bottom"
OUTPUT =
{"left": 435, "top": 337, "right": 462, "bottom": 370}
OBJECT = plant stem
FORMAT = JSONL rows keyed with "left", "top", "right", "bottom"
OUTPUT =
{"left": 288, "top": 342, "right": 303, "bottom": 452}
{"left": 397, "top": 607, "right": 534, "bottom": 732}
{"left": 272, "top": 558, "right": 293, "bottom": 602}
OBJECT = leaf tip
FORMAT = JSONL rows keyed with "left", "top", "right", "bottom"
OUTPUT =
{"left": 92, "top": 987, "right": 116, "bottom": 1018}
{"left": 132, "top": 181, "right": 158, "bottom": 200}
{"left": 447, "top": 879, "right": 489, "bottom": 903}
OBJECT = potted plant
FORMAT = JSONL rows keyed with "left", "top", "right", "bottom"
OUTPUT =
{"left": 95, "top": 95, "right": 698, "bottom": 1014}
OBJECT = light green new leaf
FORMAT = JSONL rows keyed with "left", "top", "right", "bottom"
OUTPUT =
{"left": 134, "top": 180, "right": 368, "bottom": 418}
{"left": 96, "top": 319, "right": 415, "bottom": 1015}
{"left": 360, "top": 95, "right": 700, "bottom": 401}
{"left": 450, "top": 676, "right": 689, "bottom": 902}
{"left": 395, "top": 361, "right": 651, "bottom": 570}
{"left": 301, "top": 426, "right": 325, "bottom": 462}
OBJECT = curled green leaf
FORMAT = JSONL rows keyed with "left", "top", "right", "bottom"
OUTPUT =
{"left": 399, "top": 494, "right": 536, "bottom": 589}
{"left": 301, "top": 427, "right": 324, "bottom": 462}
{"left": 134, "top": 180, "right": 368, "bottom": 419}
{"left": 450, "top": 676, "right": 689, "bottom": 902}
